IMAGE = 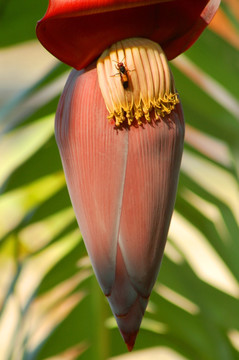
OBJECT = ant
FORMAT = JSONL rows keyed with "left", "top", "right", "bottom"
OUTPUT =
{"left": 111, "top": 58, "right": 132, "bottom": 89}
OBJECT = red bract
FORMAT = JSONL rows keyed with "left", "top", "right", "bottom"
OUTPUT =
{"left": 36, "top": 0, "right": 220, "bottom": 69}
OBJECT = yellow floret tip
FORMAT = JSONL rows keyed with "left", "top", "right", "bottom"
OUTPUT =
{"left": 107, "top": 92, "right": 179, "bottom": 126}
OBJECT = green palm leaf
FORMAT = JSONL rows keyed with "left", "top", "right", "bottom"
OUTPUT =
{"left": 0, "top": 1, "right": 238, "bottom": 359}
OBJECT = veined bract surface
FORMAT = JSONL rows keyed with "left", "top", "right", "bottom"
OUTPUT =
{"left": 55, "top": 38, "right": 184, "bottom": 350}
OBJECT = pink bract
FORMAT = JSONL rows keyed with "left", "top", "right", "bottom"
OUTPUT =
{"left": 55, "top": 66, "right": 185, "bottom": 349}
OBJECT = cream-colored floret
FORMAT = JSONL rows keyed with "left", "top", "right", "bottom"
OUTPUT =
{"left": 97, "top": 38, "right": 179, "bottom": 126}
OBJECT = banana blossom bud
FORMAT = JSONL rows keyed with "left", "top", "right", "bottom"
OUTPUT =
{"left": 36, "top": 0, "right": 220, "bottom": 351}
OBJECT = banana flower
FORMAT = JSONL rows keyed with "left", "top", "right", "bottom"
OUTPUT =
{"left": 36, "top": 0, "right": 220, "bottom": 351}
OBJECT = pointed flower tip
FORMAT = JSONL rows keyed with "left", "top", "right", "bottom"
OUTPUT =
{"left": 120, "top": 330, "right": 138, "bottom": 352}
{"left": 112, "top": 295, "right": 148, "bottom": 352}
{"left": 97, "top": 38, "right": 179, "bottom": 127}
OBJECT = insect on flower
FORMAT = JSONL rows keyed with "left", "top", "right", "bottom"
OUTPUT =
{"left": 111, "top": 58, "right": 131, "bottom": 89}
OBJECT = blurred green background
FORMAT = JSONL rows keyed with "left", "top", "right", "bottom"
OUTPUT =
{"left": 0, "top": 1, "right": 238, "bottom": 359}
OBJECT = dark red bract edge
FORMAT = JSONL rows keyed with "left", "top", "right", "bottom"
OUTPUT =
{"left": 36, "top": 0, "right": 220, "bottom": 70}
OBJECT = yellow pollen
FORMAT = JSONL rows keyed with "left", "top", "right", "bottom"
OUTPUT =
{"left": 97, "top": 38, "right": 179, "bottom": 126}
